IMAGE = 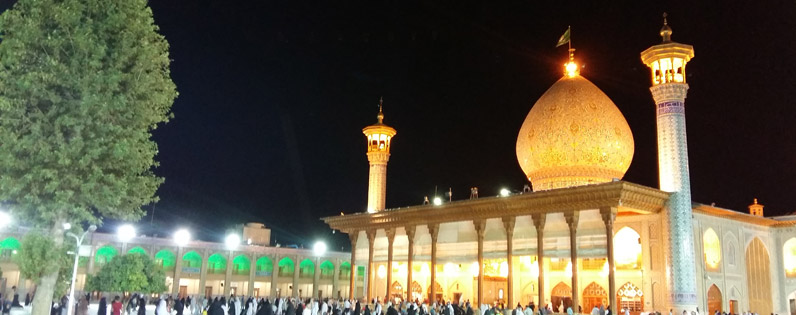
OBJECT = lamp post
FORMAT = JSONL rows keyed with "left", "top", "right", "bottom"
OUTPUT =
{"left": 313, "top": 241, "right": 327, "bottom": 299}
{"left": 225, "top": 234, "right": 240, "bottom": 296}
{"left": 173, "top": 229, "right": 191, "bottom": 297}
{"left": 66, "top": 224, "right": 97, "bottom": 315}
{"left": 117, "top": 224, "right": 136, "bottom": 253}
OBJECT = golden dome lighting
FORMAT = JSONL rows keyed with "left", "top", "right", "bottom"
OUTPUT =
{"left": 516, "top": 58, "right": 634, "bottom": 191}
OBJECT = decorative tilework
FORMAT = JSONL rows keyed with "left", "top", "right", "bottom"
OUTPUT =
{"left": 650, "top": 83, "right": 698, "bottom": 308}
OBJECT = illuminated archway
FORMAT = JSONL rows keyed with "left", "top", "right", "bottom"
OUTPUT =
{"left": 320, "top": 260, "right": 334, "bottom": 279}
{"left": 127, "top": 246, "right": 147, "bottom": 255}
{"left": 707, "top": 284, "right": 722, "bottom": 315}
{"left": 0, "top": 237, "right": 21, "bottom": 258}
{"left": 233, "top": 255, "right": 251, "bottom": 275}
{"left": 182, "top": 251, "right": 202, "bottom": 269}
{"left": 614, "top": 227, "right": 641, "bottom": 269}
{"left": 411, "top": 281, "right": 423, "bottom": 301}
{"left": 338, "top": 261, "right": 351, "bottom": 280}
{"left": 390, "top": 281, "right": 403, "bottom": 299}
{"left": 299, "top": 259, "right": 314, "bottom": 278}
{"left": 427, "top": 281, "right": 443, "bottom": 303}
{"left": 208, "top": 253, "right": 227, "bottom": 274}
{"left": 582, "top": 282, "right": 607, "bottom": 312}
{"left": 95, "top": 245, "right": 118, "bottom": 265}
{"left": 616, "top": 282, "right": 643, "bottom": 315}
{"left": 256, "top": 256, "right": 274, "bottom": 276}
{"left": 550, "top": 282, "right": 572, "bottom": 313}
{"left": 278, "top": 257, "right": 295, "bottom": 277}
{"left": 783, "top": 238, "right": 796, "bottom": 277}
{"left": 745, "top": 238, "right": 772, "bottom": 315}
{"left": 155, "top": 249, "right": 176, "bottom": 270}
{"left": 703, "top": 229, "right": 721, "bottom": 272}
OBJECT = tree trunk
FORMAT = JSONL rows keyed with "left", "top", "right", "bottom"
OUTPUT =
{"left": 31, "top": 221, "right": 65, "bottom": 315}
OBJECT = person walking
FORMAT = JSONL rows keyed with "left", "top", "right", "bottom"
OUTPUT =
{"left": 112, "top": 297, "right": 124, "bottom": 315}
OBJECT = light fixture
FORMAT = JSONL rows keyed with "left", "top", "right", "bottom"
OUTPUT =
{"left": 225, "top": 234, "right": 241, "bottom": 250}
{"left": 0, "top": 211, "right": 10, "bottom": 229}
{"left": 499, "top": 188, "right": 511, "bottom": 197}
{"left": 174, "top": 229, "right": 191, "bottom": 247}
{"left": 470, "top": 262, "right": 479, "bottom": 277}
{"left": 62, "top": 222, "right": 72, "bottom": 230}
{"left": 377, "top": 265, "right": 387, "bottom": 279}
{"left": 433, "top": 197, "right": 443, "bottom": 206}
{"left": 117, "top": 224, "right": 136, "bottom": 242}
{"left": 313, "top": 241, "right": 327, "bottom": 257}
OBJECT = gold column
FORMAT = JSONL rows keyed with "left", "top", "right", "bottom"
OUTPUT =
{"left": 349, "top": 231, "right": 359, "bottom": 300}
{"left": 386, "top": 228, "right": 396, "bottom": 301}
{"left": 406, "top": 225, "right": 417, "bottom": 302}
{"left": 565, "top": 211, "right": 580, "bottom": 314}
{"left": 532, "top": 213, "right": 546, "bottom": 308}
{"left": 601, "top": 207, "right": 617, "bottom": 315}
{"left": 503, "top": 217, "right": 516, "bottom": 307}
{"left": 474, "top": 219, "right": 486, "bottom": 307}
{"left": 429, "top": 223, "right": 440, "bottom": 304}
{"left": 367, "top": 229, "right": 376, "bottom": 302}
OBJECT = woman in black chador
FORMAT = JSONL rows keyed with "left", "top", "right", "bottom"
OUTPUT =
{"left": 98, "top": 297, "right": 108, "bottom": 315}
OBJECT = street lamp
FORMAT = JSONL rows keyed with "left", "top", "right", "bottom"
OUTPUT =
{"left": 499, "top": 188, "right": 511, "bottom": 197}
{"left": 67, "top": 224, "right": 97, "bottom": 315}
{"left": 117, "top": 224, "right": 136, "bottom": 253}
{"left": 174, "top": 229, "right": 191, "bottom": 247}
{"left": 312, "top": 241, "right": 326, "bottom": 299}
{"left": 225, "top": 234, "right": 240, "bottom": 250}
{"left": 0, "top": 211, "right": 11, "bottom": 229}
{"left": 313, "top": 241, "right": 327, "bottom": 257}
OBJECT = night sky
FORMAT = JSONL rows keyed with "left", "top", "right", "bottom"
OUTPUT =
{"left": 39, "top": 1, "right": 796, "bottom": 249}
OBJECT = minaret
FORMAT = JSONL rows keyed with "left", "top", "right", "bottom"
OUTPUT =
{"left": 362, "top": 98, "right": 396, "bottom": 213}
{"left": 641, "top": 13, "right": 697, "bottom": 311}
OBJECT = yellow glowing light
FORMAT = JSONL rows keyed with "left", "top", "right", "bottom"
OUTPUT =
{"left": 421, "top": 263, "right": 431, "bottom": 277}
{"left": 599, "top": 261, "right": 609, "bottom": 277}
{"left": 703, "top": 229, "right": 721, "bottom": 271}
{"left": 470, "top": 262, "right": 480, "bottom": 277}
{"left": 565, "top": 61, "right": 579, "bottom": 78}
{"left": 499, "top": 261, "right": 509, "bottom": 278}
{"left": 519, "top": 256, "right": 532, "bottom": 267}
{"left": 614, "top": 227, "right": 642, "bottom": 269}
{"left": 444, "top": 263, "right": 459, "bottom": 277}
{"left": 564, "top": 261, "right": 573, "bottom": 277}
{"left": 396, "top": 262, "right": 407, "bottom": 278}
{"left": 530, "top": 261, "right": 539, "bottom": 278}
{"left": 785, "top": 238, "right": 796, "bottom": 277}
{"left": 377, "top": 265, "right": 386, "bottom": 279}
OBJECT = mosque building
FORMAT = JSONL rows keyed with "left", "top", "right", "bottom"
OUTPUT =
{"left": 323, "top": 16, "right": 796, "bottom": 315}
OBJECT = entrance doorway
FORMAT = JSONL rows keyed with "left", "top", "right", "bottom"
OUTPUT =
{"left": 205, "top": 286, "right": 213, "bottom": 298}
{"left": 729, "top": 300, "right": 738, "bottom": 315}
{"left": 707, "top": 285, "right": 722, "bottom": 315}
{"left": 179, "top": 286, "right": 188, "bottom": 298}
{"left": 550, "top": 282, "right": 572, "bottom": 313}
{"left": 616, "top": 282, "right": 643, "bottom": 315}
{"left": 582, "top": 282, "right": 607, "bottom": 312}
{"left": 428, "top": 282, "right": 443, "bottom": 304}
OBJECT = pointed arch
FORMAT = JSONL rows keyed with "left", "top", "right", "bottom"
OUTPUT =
{"left": 208, "top": 253, "right": 227, "bottom": 274}
{"left": 783, "top": 237, "right": 796, "bottom": 277}
{"left": 256, "top": 256, "right": 274, "bottom": 276}
{"left": 0, "top": 237, "right": 21, "bottom": 258}
{"left": 182, "top": 251, "right": 202, "bottom": 268}
{"left": 155, "top": 249, "right": 177, "bottom": 270}
{"left": 320, "top": 260, "right": 334, "bottom": 279}
{"left": 390, "top": 281, "right": 404, "bottom": 298}
{"left": 582, "top": 282, "right": 607, "bottom": 312}
{"left": 616, "top": 282, "right": 643, "bottom": 315}
{"left": 614, "top": 227, "right": 641, "bottom": 269}
{"left": 95, "top": 245, "right": 119, "bottom": 265}
{"left": 338, "top": 261, "right": 351, "bottom": 280}
{"left": 127, "top": 246, "right": 147, "bottom": 255}
{"left": 745, "top": 237, "right": 772, "bottom": 315}
{"left": 707, "top": 284, "right": 722, "bottom": 315}
{"left": 703, "top": 228, "right": 721, "bottom": 271}
{"left": 427, "top": 281, "right": 443, "bottom": 303}
{"left": 551, "top": 282, "right": 572, "bottom": 312}
{"left": 299, "top": 259, "right": 314, "bottom": 278}
{"left": 233, "top": 255, "right": 251, "bottom": 275}
{"left": 278, "top": 257, "right": 294, "bottom": 277}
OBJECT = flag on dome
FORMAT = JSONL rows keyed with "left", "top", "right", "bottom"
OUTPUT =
{"left": 556, "top": 27, "right": 570, "bottom": 47}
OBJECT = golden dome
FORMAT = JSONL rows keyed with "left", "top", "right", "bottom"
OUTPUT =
{"left": 516, "top": 74, "right": 634, "bottom": 191}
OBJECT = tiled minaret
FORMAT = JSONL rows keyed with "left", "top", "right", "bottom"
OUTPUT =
{"left": 362, "top": 98, "right": 396, "bottom": 213}
{"left": 640, "top": 13, "right": 697, "bottom": 311}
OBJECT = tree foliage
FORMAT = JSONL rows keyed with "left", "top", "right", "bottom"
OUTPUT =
{"left": 17, "top": 232, "right": 73, "bottom": 295}
{"left": 0, "top": 0, "right": 177, "bottom": 227}
{"left": 86, "top": 253, "right": 167, "bottom": 294}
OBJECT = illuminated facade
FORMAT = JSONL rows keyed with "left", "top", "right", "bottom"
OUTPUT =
{"left": 324, "top": 16, "right": 796, "bottom": 315}
{"left": 363, "top": 98, "right": 396, "bottom": 213}
{"left": 0, "top": 227, "right": 361, "bottom": 301}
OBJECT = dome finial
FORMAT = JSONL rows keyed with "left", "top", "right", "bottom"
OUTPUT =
{"left": 660, "top": 12, "right": 673, "bottom": 42}
{"left": 377, "top": 97, "right": 384, "bottom": 124}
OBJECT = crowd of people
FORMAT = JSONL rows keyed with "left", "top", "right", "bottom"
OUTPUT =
{"left": 0, "top": 289, "right": 781, "bottom": 315}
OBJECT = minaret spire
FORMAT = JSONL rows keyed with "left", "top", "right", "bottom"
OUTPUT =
{"left": 641, "top": 13, "right": 697, "bottom": 312}
{"left": 362, "top": 97, "right": 396, "bottom": 213}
